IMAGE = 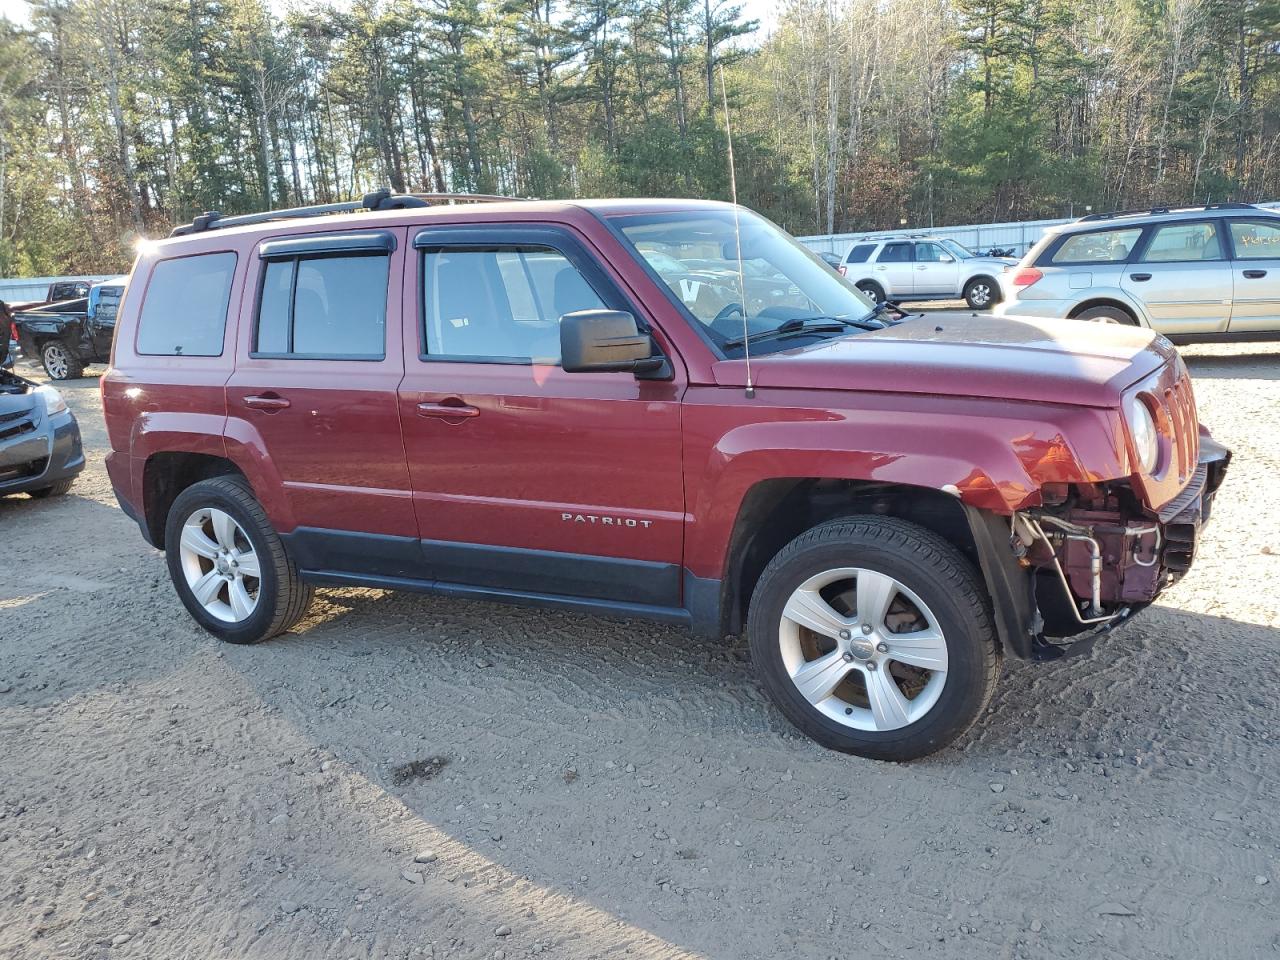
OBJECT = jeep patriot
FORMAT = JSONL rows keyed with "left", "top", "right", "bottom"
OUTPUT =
{"left": 102, "top": 192, "right": 1230, "bottom": 760}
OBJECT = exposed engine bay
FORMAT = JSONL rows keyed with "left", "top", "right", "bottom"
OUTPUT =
{"left": 1014, "top": 441, "right": 1229, "bottom": 641}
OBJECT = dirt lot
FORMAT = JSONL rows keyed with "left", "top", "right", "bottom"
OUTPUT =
{"left": 2, "top": 341, "right": 1278, "bottom": 960}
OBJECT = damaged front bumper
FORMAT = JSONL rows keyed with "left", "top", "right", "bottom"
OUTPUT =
{"left": 1015, "top": 437, "right": 1230, "bottom": 659}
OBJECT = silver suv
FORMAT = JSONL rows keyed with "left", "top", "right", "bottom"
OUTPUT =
{"left": 840, "top": 235, "right": 1016, "bottom": 310}
{"left": 995, "top": 203, "right": 1280, "bottom": 342}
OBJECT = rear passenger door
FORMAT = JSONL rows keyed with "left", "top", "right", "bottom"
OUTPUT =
{"left": 1225, "top": 217, "right": 1280, "bottom": 333}
{"left": 224, "top": 228, "right": 419, "bottom": 573}
{"left": 1124, "top": 219, "right": 1232, "bottom": 335}
{"left": 397, "top": 224, "right": 686, "bottom": 608}
{"left": 869, "top": 242, "right": 913, "bottom": 298}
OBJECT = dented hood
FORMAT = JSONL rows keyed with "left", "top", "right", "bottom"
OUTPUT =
{"left": 712, "top": 314, "right": 1174, "bottom": 407}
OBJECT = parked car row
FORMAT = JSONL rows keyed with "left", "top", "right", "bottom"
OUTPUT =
{"left": 836, "top": 234, "right": 1017, "bottom": 309}
{"left": 10, "top": 276, "right": 125, "bottom": 379}
{"left": 0, "top": 365, "right": 83, "bottom": 500}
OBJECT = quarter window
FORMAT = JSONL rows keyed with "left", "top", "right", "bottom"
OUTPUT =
{"left": 1228, "top": 220, "right": 1280, "bottom": 260}
{"left": 137, "top": 252, "right": 237, "bottom": 357}
{"left": 254, "top": 254, "right": 388, "bottom": 359}
{"left": 876, "top": 243, "right": 911, "bottom": 263}
{"left": 845, "top": 244, "right": 875, "bottom": 264}
{"left": 1051, "top": 228, "right": 1141, "bottom": 264}
{"left": 422, "top": 246, "right": 605, "bottom": 362}
{"left": 1141, "top": 222, "right": 1222, "bottom": 262}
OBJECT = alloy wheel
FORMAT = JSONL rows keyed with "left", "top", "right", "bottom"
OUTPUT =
{"left": 968, "top": 283, "right": 992, "bottom": 308}
{"left": 178, "top": 507, "right": 261, "bottom": 623}
{"left": 777, "top": 567, "right": 948, "bottom": 732}
{"left": 43, "top": 344, "right": 68, "bottom": 380}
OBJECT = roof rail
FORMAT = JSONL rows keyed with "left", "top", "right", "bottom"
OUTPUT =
{"left": 168, "top": 188, "right": 524, "bottom": 237}
{"left": 1076, "top": 202, "right": 1256, "bottom": 223}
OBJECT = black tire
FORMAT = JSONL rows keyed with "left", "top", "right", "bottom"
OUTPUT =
{"left": 747, "top": 517, "right": 1001, "bottom": 761}
{"left": 28, "top": 478, "right": 75, "bottom": 499}
{"left": 963, "top": 276, "right": 1000, "bottom": 311}
{"left": 856, "top": 281, "right": 885, "bottom": 304}
{"left": 41, "top": 341, "right": 84, "bottom": 380}
{"left": 1074, "top": 305, "right": 1136, "bottom": 325}
{"left": 164, "top": 476, "right": 313, "bottom": 644}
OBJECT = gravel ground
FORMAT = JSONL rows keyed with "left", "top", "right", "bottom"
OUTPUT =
{"left": 1, "top": 340, "right": 1278, "bottom": 960}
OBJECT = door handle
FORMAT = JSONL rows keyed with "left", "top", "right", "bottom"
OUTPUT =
{"left": 1129, "top": 273, "right": 1152, "bottom": 282}
{"left": 417, "top": 400, "right": 480, "bottom": 420}
{"left": 242, "top": 394, "right": 291, "bottom": 410}
{"left": 1243, "top": 269, "right": 1268, "bottom": 279}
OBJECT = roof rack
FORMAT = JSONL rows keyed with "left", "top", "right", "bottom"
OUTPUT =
{"left": 1076, "top": 202, "right": 1256, "bottom": 223}
{"left": 168, "top": 188, "right": 523, "bottom": 237}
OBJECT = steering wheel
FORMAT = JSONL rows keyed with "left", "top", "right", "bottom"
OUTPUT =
{"left": 709, "top": 301, "right": 746, "bottom": 336}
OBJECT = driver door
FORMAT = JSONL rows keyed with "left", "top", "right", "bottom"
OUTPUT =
{"left": 913, "top": 241, "right": 960, "bottom": 296}
{"left": 398, "top": 224, "right": 687, "bottom": 608}
{"left": 870, "top": 241, "right": 914, "bottom": 298}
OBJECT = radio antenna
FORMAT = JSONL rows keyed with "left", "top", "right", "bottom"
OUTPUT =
{"left": 719, "top": 64, "right": 754, "bottom": 399}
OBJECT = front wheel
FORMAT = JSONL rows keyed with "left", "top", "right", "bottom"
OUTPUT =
{"left": 963, "top": 277, "right": 999, "bottom": 310}
{"left": 747, "top": 517, "right": 1000, "bottom": 761}
{"left": 41, "top": 342, "right": 84, "bottom": 381}
{"left": 856, "top": 281, "right": 885, "bottom": 304}
{"left": 28, "top": 478, "right": 75, "bottom": 499}
{"left": 164, "top": 476, "right": 313, "bottom": 644}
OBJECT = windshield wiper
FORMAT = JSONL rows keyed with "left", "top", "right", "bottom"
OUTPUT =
{"left": 858, "top": 300, "right": 916, "bottom": 324}
{"left": 723, "top": 316, "right": 865, "bottom": 349}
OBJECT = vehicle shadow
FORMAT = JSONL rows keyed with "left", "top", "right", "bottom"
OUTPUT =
{"left": 1182, "top": 346, "right": 1280, "bottom": 380}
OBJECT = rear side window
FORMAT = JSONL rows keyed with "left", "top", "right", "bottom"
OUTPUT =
{"left": 1228, "top": 220, "right": 1280, "bottom": 260}
{"left": 1141, "top": 221, "right": 1222, "bottom": 262}
{"left": 876, "top": 243, "right": 910, "bottom": 263}
{"left": 1051, "top": 228, "right": 1141, "bottom": 264}
{"left": 254, "top": 254, "right": 388, "bottom": 359}
{"left": 845, "top": 244, "right": 874, "bottom": 264}
{"left": 137, "top": 252, "right": 237, "bottom": 356}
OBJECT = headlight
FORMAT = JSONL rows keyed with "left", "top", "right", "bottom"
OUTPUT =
{"left": 1127, "top": 395, "right": 1158, "bottom": 474}
{"left": 35, "top": 385, "right": 68, "bottom": 417}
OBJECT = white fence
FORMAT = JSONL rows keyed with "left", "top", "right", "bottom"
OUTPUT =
{"left": 796, "top": 202, "right": 1280, "bottom": 259}
{"left": 0, "top": 275, "right": 113, "bottom": 304}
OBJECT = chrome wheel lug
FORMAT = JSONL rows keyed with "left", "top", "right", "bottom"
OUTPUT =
{"left": 839, "top": 629, "right": 851, "bottom": 641}
{"left": 865, "top": 661, "right": 878, "bottom": 671}
{"left": 861, "top": 623, "right": 873, "bottom": 635}
{"left": 876, "top": 641, "right": 889, "bottom": 653}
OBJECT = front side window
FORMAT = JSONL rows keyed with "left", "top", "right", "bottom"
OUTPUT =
{"left": 1051, "top": 228, "right": 1142, "bottom": 264}
{"left": 876, "top": 243, "right": 911, "bottom": 263}
{"left": 845, "top": 243, "right": 874, "bottom": 264}
{"left": 615, "top": 208, "right": 879, "bottom": 356}
{"left": 137, "top": 252, "right": 237, "bottom": 356}
{"left": 422, "top": 246, "right": 605, "bottom": 362}
{"left": 914, "top": 242, "right": 950, "bottom": 263}
{"left": 1229, "top": 219, "right": 1280, "bottom": 260}
{"left": 254, "top": 254, "right": 388, "bottom": 359}
{"left": 1141, "top": 221, "right": 1222, "bottom": 262}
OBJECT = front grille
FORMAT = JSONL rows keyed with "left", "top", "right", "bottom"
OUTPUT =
{"left": 0, "top": 456, "right": 45, "bottom": 483}
{"left": 1164, "top": 375, "right": 1198, "bottom": 486}
{"left": 0, "top": 416, "right": 34, "bottom": 441}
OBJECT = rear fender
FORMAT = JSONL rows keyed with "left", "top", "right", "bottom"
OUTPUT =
{"left": 221, "top": 415, "right": 296, "bottom": 532}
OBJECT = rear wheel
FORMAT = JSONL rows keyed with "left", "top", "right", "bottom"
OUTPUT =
{"left": 963, "top": 277, "right": 999, "bottom": 310}
{"left": 164, "top": 476, "right": 313, "bottom": 644}
{"left": 41, "top": 342, "right": 83, "bottom": 381}
{"left": 747, "top": 517, "right": 1000, "bottom": 761}
{"left": 1074, "top": 305, "right": 1136, "bottom": 325}
{"left": 856, "top": 281, "right": 885, "bottom": 304}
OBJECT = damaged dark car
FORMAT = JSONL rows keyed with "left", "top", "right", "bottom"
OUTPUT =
{"left": 0, "top": 368, "right": 84, "bottom": 499}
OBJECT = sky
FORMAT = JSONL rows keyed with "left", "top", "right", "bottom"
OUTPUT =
{"left": 0, "top": 0, "right": 779, "bottom": 38}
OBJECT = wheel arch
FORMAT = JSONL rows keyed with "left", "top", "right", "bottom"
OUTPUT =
{"left": 713, "top": 478, "right": 1035, "bottom": 658}
{"left": 1067, "top": 295, "right": 1145, "bottom": 325}
{"left": 142, "top": 451, "right": 247, "bottom": 549}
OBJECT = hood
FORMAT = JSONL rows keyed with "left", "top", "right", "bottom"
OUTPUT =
{"left": 712, "top": 314, "right": 1174, "bottom": 407}
{"left": 971, "top": 256, "right": 1017, "bottom": 267}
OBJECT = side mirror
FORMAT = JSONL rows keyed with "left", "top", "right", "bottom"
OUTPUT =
{"left": 560, "top": 310, "right": 666, "bottom": 376}
{"left": 938, "top": 253, "right": 954, "bottom": 263}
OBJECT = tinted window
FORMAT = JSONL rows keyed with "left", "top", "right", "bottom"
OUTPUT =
{"left": 876, "top": 243, "right": 910, "bottom": 263}
{"left": 1051, "top": 228, "right": 1141, "bottom": 264}
{"left": 845, "top": 244, "right": 875, "bottom": 264}
{"left": 137, "top": 252, "right": 237, "bottom": 356}
{"left": 1229, "top": 220, "right": 1280, "bottom": 260}
{"left": 254, "top": 254, "right": 388, "bottom": 359}
{"left": 95, "top": 287, "right": 123, "bottom": 321}
{"left": 1141, "top": 221, "right": 1222, "bottom": 262}
{"left": 422, "top": 246, "right": 605, "bottom": 362}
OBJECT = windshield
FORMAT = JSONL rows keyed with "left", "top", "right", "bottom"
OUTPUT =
{"left": 614, "top": 208, "right": 877, "bottom": 354}
{"left": 940, "top": 238, "right": 976, "bottom": 260}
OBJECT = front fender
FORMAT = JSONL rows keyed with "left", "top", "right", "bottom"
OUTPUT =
{"left": 683, "top": 399, "right": 1127, "bottom": 580}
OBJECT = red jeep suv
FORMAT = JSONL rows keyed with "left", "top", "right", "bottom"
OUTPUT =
{"left": 102, "top": 191, "right": 1229, "bottom": 760}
